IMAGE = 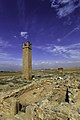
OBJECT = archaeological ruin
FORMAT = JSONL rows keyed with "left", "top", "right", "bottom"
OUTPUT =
{"left": 0, "top": 41, "right": 80, "bottom": 120}
{"left": 58, "top": 68, "right": 64, "bottom": 74}
{"left": 22, "top": 41, "right": 32, "bottom": 80}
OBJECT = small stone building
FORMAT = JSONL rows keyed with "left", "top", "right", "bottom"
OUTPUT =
{"left": 58, "top": 68, "right": 64, "bottom": 74}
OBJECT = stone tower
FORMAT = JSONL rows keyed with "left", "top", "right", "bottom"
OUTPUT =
{"left": 22, "top": 41, "right": 32, "bottom": 80}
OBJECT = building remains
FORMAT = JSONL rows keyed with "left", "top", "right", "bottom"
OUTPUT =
{"left": 0, "top": 42, "right": 80, "bottom": 119}
{"left": 58, "top": 68, "right": 64, "bottom": 74}
{"left": 22, "top": 41, "right": 32, "bottom": 80}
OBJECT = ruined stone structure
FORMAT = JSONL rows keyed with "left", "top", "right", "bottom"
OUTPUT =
{"left": 1, "top": 76, "right": 80, "bottom": 120}
{"left": 0, "top": 70, "right": 80, "bottom": 119}
{"left": 22, "top": 41, "right": 32, "bottom": 80}
{"left": 58, "top": 68, "right": 64, "bottom": 74}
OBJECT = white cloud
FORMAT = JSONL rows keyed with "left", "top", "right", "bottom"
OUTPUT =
{"left": 35, "top": 42, "right": 80, "bottom": 61}
{"left": 20, "top": 32, "right": 28, "bottom": 39}
{"left": 50, "top": 0, "right": 80, "bottom": 17}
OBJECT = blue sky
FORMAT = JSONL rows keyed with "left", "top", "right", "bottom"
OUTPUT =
{"left": 0, "top": 0, "right": 80, "bottom": 70}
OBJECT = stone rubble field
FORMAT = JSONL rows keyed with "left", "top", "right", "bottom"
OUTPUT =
{"left": 0, "top": 69, "right": 80, "bottom": 120}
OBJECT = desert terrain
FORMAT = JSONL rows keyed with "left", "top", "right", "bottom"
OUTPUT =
{"left": 0, "top": 68, "right": 80, "bottom": 120}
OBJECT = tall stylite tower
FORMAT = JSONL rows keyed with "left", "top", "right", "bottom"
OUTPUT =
{"left": 22, "top": 41, "right": 32, "bottom": 80}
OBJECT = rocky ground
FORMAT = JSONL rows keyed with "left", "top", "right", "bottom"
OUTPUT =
{"left": 0, "top": 69, "right": 80, "bottom": 120}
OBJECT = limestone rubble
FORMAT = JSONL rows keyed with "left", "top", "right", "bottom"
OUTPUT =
{"left": 0, "top": 71, "right": 80, "bottom": 120}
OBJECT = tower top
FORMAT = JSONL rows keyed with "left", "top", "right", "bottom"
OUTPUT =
{"left": 22, "top": 41, "right": 32, "bottom": 49}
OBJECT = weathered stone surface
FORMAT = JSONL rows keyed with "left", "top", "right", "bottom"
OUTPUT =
{"left": 0, "top": 70, "right": 80, "bottom": 119}
{"left": 22, "top": 41, "right": 32, "bottom": 80}
{"left": 26, "top": 105, "right": 34, "bottom": 120}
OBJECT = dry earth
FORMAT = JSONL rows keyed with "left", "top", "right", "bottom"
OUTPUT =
{"left": 0, "top": 68, "right": 80, "bottom": 120}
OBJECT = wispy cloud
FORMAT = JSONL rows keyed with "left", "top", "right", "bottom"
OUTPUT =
{"left": 0, "top": 37, "right": 22, "bottom": 71}
{"left": 17, "top": 0, "right": 26, "bottom": 27}
{"left": 33, "top": 60, "right": 80, "bottom": 69}
{"left": 33, "top": 43, "right": 80, "bottom": 69}
{"left": 50, "top": 0, "right": 80, "bottom": 18}
{"left": 57, "top": 26, "right": 80, "bottom": 42}
{"left": 0, "top": 51, "right": 22, "bottom": 71}
{"left": 35, "top": 42, "right": 80, "bottom": 61}
{"left": 0, "top": 37, "right": 12, "bottom": 48}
